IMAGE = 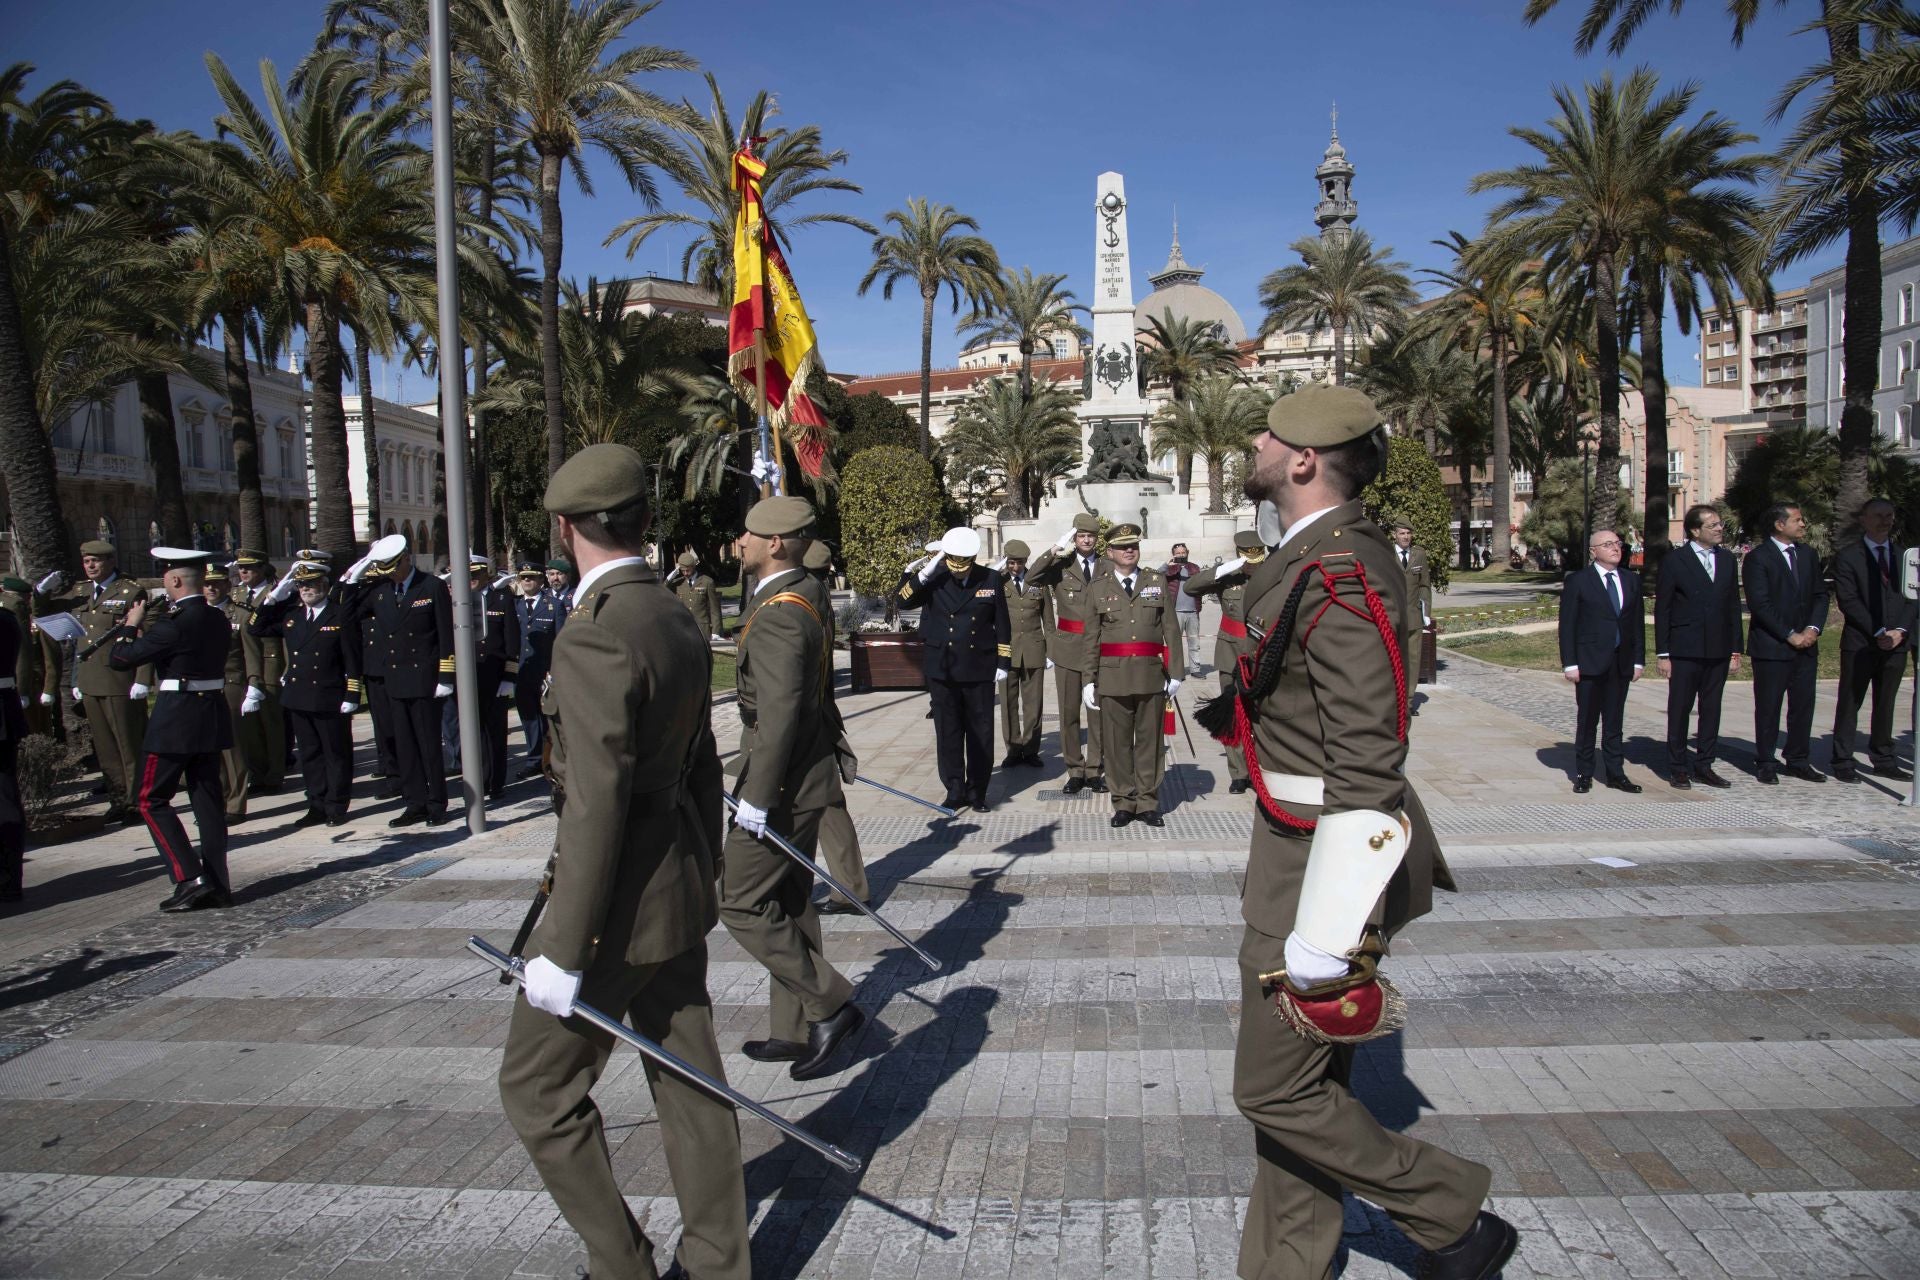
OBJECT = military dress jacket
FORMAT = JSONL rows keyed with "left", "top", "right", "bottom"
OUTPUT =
{"left": 895, "top": 563, "right": 1013, "bottom": 682}
{"left": 534, "top": 562, "right": 721, "bottom": 973}
{"left": 215, "top": 600, "right": 249, "bottom": 688}
{"left": 108, "top": 595, "right": 233, "bottom": 755}
{"left": 1, "top": 588, "right": 49, "bottom": 704}
{"left": 250, "top": 598, "right": 363, "bottom": 714}
{"left": 796, "top": 570, "right": 858, "bottom": 781}
{"left": 1087, "top": 567, "right": 1184, "bottom": 697}
{"left": 732, "top": 569, "right": 841, "bottom": 815}
{"left": 672, "top": 571, "right": 725, "bottom": 637}
{"left": 1183, "top": 562, "right": 1259, "bottom": 672}
{"left": 1238, "top": 500, "right": 1451, "bottom": 941}
{"left": 351, "top": 571, "right": 454, "bottom": 698}
{"left": 39, "top": 573, "right": 152, "bottom": 694}
{"left": 515, "top": 590, "right": 563, "bottom": 675}
{"left": 1002, "top": 571, "right": 1054, "bottom": 670}
{"left": 219, "top": 599, "right": 284, "bottom": 694}
{"left": 1027, "top": 546, "right": 1112, "bottom": 673}
{"left": 472, "top": 585, "right": 522, "bottom": 686}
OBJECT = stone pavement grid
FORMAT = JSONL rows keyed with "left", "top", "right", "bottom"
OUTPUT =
{"left": 2, "top": 642, "right": 1918, "bottom": 1278}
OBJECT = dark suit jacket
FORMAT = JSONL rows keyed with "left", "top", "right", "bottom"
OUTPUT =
{"left": 1558, "top": 565, "right": 1645, "bottom": 676}
{"left": 896, "top": 563, "right": 1012, "bottom": 682}
{"left": 251, "top": 597, "right": 363, "bottom": 713}
{"left": 1743, "top": 540, "right": 1828, "bottom": 661}
{"left": 109, "top": 595, "right": 234, "bottom": 755}
{"left": 1655, "top": 543, "right": 1743, "bottom": 661}
{"left": 1833, "top": 540, "right": 1917, "bottom": 652}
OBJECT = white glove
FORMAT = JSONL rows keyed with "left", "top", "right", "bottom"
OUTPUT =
{"left": 492, "top": 573, "right": 513, "bottom": 591}
{"left": 339, "top": 700, "right": 357, "bottom": 714}
{"left": 521, "top": 955, "right": 581, "bottom": 1017}
{"left": 72, "top": 687, "right": 83, "bottom": 703}
{"left": 709, "top": 633, "right": 724, "bottom": 642}
{"left": 1164, "top": 677, "right": 1182, "bottom": 698}
{"left": 35, "top": 570, "right": 64, "bottom": 595}
{"left": 750, "top": 449, "right": 769, "bottom": 481}
{"left": 1217, "top": 556, "right": 1246, "bottom": 577}
{"left": 733, "top": 798, "right": 769, "bottom": 837}
{"left": 433, "top": 682, "right": 453, "bottom": 698}
{"left": 129, "top": 683, "right": 149, "bottom": 700}
{"left": 39, "top": 692, "right": 53, "bottom": 706}
{"left": 1081, "top": 683, "right": 1097, "bottom": 709}
{"left": 344, "top": 554, "right": 374, "bottom": 584}
{"left": 241, "top": 686, "right": 264, "bottom": 715}
{"left": 665, "top": 567, "right": 682, "bottom": 583}
{"left": 1054, "top": 528, "right": 1075, "bottom": 552}
{"left": 279, "top": 673, "right": 287, "bottom": 686}
{"left": 267, "top": 574, "right": 298, "bottom": 603}
{"left": 991, "top": 557, "right": 1007, "bottom": 572}
{"left": 1283, "top": 932, "right": 1352, "bottom": 986}
{"left": 1045, "top": 658, "right": 1054, "bottom": 670}
{"left": 995, "top": 668, "right": 1008, "bottom": 684}
{"left": 917, "top": 556, "right": 940, "bottom": 583}
{"left": 496, "top": 680, "right": 515, "bottom": 698}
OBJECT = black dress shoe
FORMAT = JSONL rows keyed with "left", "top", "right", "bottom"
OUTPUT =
{"left": 162, "top": 882, "right": 221, "bottom": 913}
{"left": 741, "top": 1038, "right": 807, "bottom": 1062}
{"left": 1419, "top": 1210, "right": 1518, "bottom": 1280}
{"left": 1018, "top": 754, "right": 1043, "bottom": 768}
{"left": 1872, "top": 762, "right": 1913, "bottom": 781}
{"left": 293, "top": 808, "right": 326, "bottom": 829}
{"left": 1110, "top": 810, "right": 1133, "bottom": 828}
{"left": 1668, "top": 771, "right": 1692, "bottom": 790}
{"left": 972, "top": 800, "right": 990, "bottom": 813}
{"left": 790, "top": 1002, "right": 865, "bottom": 1081}
{"left": 1086, "top": 778, "right": 1108, "bottom": 794}
{"left": 941, "top": 793, "right": 965, "bottom": 811}
{"left": 1785, "top": 763, "right": 1826, "bottom": 783}
{"left": 817, "top": 898, "right": 866, "bottom": 916}
{"left": 1000, "top": 755, "right": 1020, "bottom": 768}
{"left": 326, "top": 815, "right": 347, "bottom": 827}
{"left": 1832, "top": 763, "right": 1863, "bottom": 784}
{"left": 424, "top": 809, "right": 448, "bottom": 826}
{"left": 1603, "top": 774, "right": 1642, "bottom": 794}
{"left": 1694, "top": 765, "right": 1732, "bottom": 788}
{"left": 1756, "top": 763, "right": 1779, "bottom": 784}
{"left": 158, "top": 880, "right": 196, "bottom": 911}
{"left": 1571, "top": 776, "right": 1592, "bottom": 794}
{"left": 388, "top": 808, "right": 428, "bottom": 829}
{"left": 1062, "top": 777, "right": 1085, "bottom": 795}
{"left": 1228, "top": 779, "right": 1250, "bottom": 794}
{"left": 1136, "top": 811, "right": 1164, "bottom": 827}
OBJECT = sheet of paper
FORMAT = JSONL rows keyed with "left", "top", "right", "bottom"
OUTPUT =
{"left": 32, "top": 613, "right": 86, "bottom": 645}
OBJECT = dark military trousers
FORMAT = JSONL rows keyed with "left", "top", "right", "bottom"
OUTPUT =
{"left": 1234, "top": 923, "right": 1486, "bottom": 1279}
{"left": 239, "top": 691, "right": 284, "bottom": 791}
{"left": 719, "top": 804, "right": 854, "bottom": 1043}
{"left": 0, "top": 737, "right": 22, "bottom": 893}
{"left": 83, "top": 692, "right": 145, "bottom": 806}
{"left": 391, "top": 692, "right": 448, "bottom": 813}
{"left": 1099, "top": 692, "right": 1167, "bottom": 815}
{"left": 219, "top": 683, "right": 250, "bottom": 819}
{"left": 1220, "top": 672, "right": 1249, "bottom": 785}
{"left": 929, "top": 677, "right": 994, "bottom": 804}
{"left": 364, "top": 676, "right": 398, "bottom": 779}
{"left": 288, "top": 709, "right": 351, "bottom": 819}
{"left": 999, "top": 664, "right": 1044, "bottom": 761}
{"left": 482, "top": 688, "right": 511, "bottom": 795}
{"left": 1052, "top": 663, "right": 1101, "bottom": 778}
{"left": 499, "top": 941, "right": 749, "bottom": 1280}
{"left": 515, "top": 665, "right": 546, "bottom": 761}
{"left": 818, "top": 799, "right": 870, "bottom": 906}
{"left": 135, "top": 750, "right": 229, "bottom": 893}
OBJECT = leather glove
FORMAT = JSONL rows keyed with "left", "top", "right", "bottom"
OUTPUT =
{"left": 267, "top": 574, "right": 298, "bottom": 603}
{"left": 1217, "top": 556, "right": 1246, "bottom": 577}
{"left": 343, "top": 553, "right": 375, "bottom": 584}
{"left": 496, "top": 680, "right": 515, "bottom": 698}
{"left": 1164, "top": 677, "right": 1182, "bottom": 698}
{"left": 1045, "top": 658, "right": 1054, "bottom": 670}
{"left": 433, "top": 682, "right": 453, "bottom": 698}
{"left": 522, "top": 955, "right": 581, "bottom": 1017}
{"left": 1081, "top": 683, "right": 1097, "bottom": 709}
{"left": 733, "top": 798, "right": 769, "bottom": 838}
{"left": 241, "top": 686, "right": 264, "bottom": 715}
{"left": 35, "top": 570, "right": 65, "bottom": 595}
{"left": 129, "top": 683, "right": 150, "bottom": 700}
{"left": 39, "top": 692, "right": 53, "bottom": 706}
{"left": 72, "top": 687, "right": 83, "bottom": 703}
{"left": 995, "top": 668, "right": 1009, "bottom": 683}
{"left": 339, "top": 700, "right": 357, "bottom": 714}
{"left": 1283, "top": 931, "right": 1352, "bottom": 986}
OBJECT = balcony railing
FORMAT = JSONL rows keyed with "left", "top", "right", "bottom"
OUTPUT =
{"left": 1752, "top": 309, "right": 1807, "bottom": 334}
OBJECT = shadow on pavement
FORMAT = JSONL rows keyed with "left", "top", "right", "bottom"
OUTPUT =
{"left": 0, "top": 945, "right": 176, "bottom": 1013}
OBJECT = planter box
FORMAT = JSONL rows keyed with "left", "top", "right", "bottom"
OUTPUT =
{"left": 850, "top": 632, "right": 927, "bottom": 693}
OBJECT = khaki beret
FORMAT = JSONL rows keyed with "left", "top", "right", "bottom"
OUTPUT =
{"left": 744, "top": 495, "right": 816, "bottom": 538}
{"left": 1234, "top": 530, "right": 1265, "bottom": 551}
{"left": 677, "top": 551, "right": 698, "bottom": 569}
{"left": 80, "top": 540, "right": 117, "bottom": 558}
{"left": 204, "top": 564, "right": 230, "bottom": 584}
{"left": 544, "top": 443, "right": 650, "bottom": 517}
{"left": 803, "top": 541, "right": 832, "bottom": 571}
{"left": 1265, "top": 384, "right": 1383, "bottom": 448}
{"left": 231, "top": 547, "right": 267, "bottom": 566}
{"left": 1106, "top": 523, "right": 1142, "bottom": 548}
{"left": 1071, "top": 513, "right": 1101, "bottom": 534}
{"left": 1004, "top": 540, "right": 1031, "bottom": 559}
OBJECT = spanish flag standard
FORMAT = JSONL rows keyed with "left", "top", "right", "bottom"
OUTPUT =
{"left": 728, "top": 144, "right": 831, "bottom": 479}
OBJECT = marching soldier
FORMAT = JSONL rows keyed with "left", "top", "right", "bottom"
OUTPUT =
{"left": 997, "top": 540, "right": 1050, "bottom": 768}
{"left": 720, "top": 495, "right": 865, "bottom": 1082}
{"left": 1183, "top": 530, "right": 1267, "bottom": 794}
{"left": 203, "top": 566, "right": 254, "bottom": 823}
{"left": 229, "top": 549, "right": 288, "bottom": 791}
{"left": 499, "top": 444, "right": 748, "bottom": 1280}
{"left": 668, "top": 550, "right": 726, "bottom": 641}
{"left": 35, "top": 539, "right": 150, "bottom": 821}
{"left": 107, "top": 548, "right": 233, "bottom": 913}
{"left": 803, "top": 540, "right": 869, "bottom": 914}
{"left": 513, "top": 563, "right": 561, "bottom": 776}
{"left": 0, "top": 603, "right": 25, "bottom": 902}
{"left": 343, "top": 534, "right": 453, "bottom": 827}
{"left": 251, "top": 559, "right": 361, "bottom": 828}
{"left": 1084, "top": 524, "right": 1182, "bottom": 827}
{"left": 1028, "top": 512, "right": 1110, "bottom": 793}
{"left": 2, "top": 578, "right": 60, "bottom": 738}
{"left": 1225, "top": 386, "right": 1512, "bottom": 1279}
{"left": 469, "top": 556, "right": 522, "bottom": 799}
{"left": 896, "top": 527, "right": 1012, "bottom": 812}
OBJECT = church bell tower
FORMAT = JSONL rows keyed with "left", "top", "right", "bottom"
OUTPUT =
{"left": 1314, "top": 107, "right": 1358, "bottom": 246}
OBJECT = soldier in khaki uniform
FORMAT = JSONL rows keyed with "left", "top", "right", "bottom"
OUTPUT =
{"left": 1183, "top": 529, "right": 1268, "bottom": 794}
{"left": 496, "top": 444, "right": 748, "bottom": 1280}
{"left": 720, "top": 496, "right": 864, "bottom": 1083}
{"left": 667, "top": 550, "right": 726, "bottom": 640}
{"left": 1229, "top": 385, "right": 1512, "bottom": 1280}
{"left": 1390, "top": 522, "right": 1432, "bottom": 693}
{"left": 997, "top": 540, "right": 1050, "bottom": 767}
{"left": 1084, "top": 525, "right": 1182, "bottom": 827}
{"left": 202, "top": 566, "right": 253, "bottom": 822}
{"left": 3, "top": 579, "right": 60, "bottom": 738}
{"left": 36, "top": 540, "right": 151, "bottom": 818}
{"left": 802, "top": 540, "right": 870, "bottom": 914}
{"left": 1028, "top": 512, "right": 1111, "bottom": 792}
{"left": 229, "top": 549, "right": 288, "bottom": 791}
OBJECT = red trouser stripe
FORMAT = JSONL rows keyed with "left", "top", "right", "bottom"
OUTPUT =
{"left": 1099, "top": 642, "right": 1168, "bottom": 659}
{"left": 1219, "top": 618, "right": 1248, "bottom": 639}
{"left": 1055, "top": 619, "right": 1085, "bottom": 634}
{"left": 138, "top": 752, "right": 185, "bottom": 880}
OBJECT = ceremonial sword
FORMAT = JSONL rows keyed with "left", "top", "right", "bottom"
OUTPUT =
{"left": 467, "top": 936, "right": 861, "bottom": 1174}
{"left": 853, "top": 774, "right": 956, "bottom": 817}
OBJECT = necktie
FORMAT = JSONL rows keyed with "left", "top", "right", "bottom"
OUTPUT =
{"left": 1605, "top": 571, "right": 1620, "bottom": 615}
{"left": 1869, "top": 544, "right": 1887, "bottom": 630}
{"left": 90, "top": 584, "right": 103, "bottom": 605}
{"left": 1877, "top": 544, "right": 1892, "bottom": 584}
{"left": 1697, "top": 545, "right": 1713, "bottom": 580}
{"left": 1124, "top": 575, "right": 1136, "bottom": 599}
{"left": 1400, "top": 549, "right": 1409, "bottom": 569}
{"left": 1083, "top": 557, "right": 1095, "bottom": 580}
{"left": 1784, "top": 545, "right": 1795, "bottom": 576}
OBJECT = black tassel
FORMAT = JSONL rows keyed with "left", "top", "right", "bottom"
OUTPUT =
{"left": 1193, "top": 689, "right": 1237, "bottom": 740}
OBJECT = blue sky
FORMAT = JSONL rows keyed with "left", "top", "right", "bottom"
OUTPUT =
{"left": 15, "top": 0, "right": 1842, "bottom": 400}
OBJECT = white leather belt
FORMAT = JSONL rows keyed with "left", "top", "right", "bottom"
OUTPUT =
{"left": 1259, "top": 770, "right": 1324, "bottom": 806}
{"left": 159, "top": 678, "right": 225, "bottom": 693}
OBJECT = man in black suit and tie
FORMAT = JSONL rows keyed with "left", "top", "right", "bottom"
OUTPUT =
{"left": 1655, "top": 505, "right": 1743, "bottom": 789}
{"left": 1744, "top": 502, "right": 1829, "bottom": 784}
{"left": 1829, "top": 497, "right": 1915, "bottom": 783}
{"left": 1558, "top": 528, "right": 1645, "bottom": 794}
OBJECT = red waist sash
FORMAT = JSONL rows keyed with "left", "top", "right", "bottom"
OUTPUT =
{"left": 1100, "top": 642, "right": 1168, "bottom": 659}
{"left": 1219, "top": 617, "right": 1248, "bottom": 639}
{"left": 1055, "top": 619, "right": 1086, "bottom": 634}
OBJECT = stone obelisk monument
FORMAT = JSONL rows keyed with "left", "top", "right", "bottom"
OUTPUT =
{"left": 1077, "top": 172, "right": 1156, "bottom": 467}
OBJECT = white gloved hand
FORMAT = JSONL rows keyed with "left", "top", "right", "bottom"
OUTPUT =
{"left": 1163, "top": 677, "right": 1182, "bottom": 698}
{"left": 521, "top": 955, "right": 582, "bottom": 1017}
{"left": 709, "top": 633, "right": 724, "bottom": 642}
{"left": 267, "top": 574, "right": 298, "bottom": 603}
{"left": 1217, "top": 556, "right": 1246, "bottom": 577}
{"left": 1081, "top": 683, "right": 1097, "bottom": 709}
{"left": 733, "top": 798, "right": 769, "bottom": 837}
{"left": 1054, "top": 528, "right": 1075, "bottom": 552}
{"left": 344, "top": 554, "right": 374, "bottom": 585}
{"left": 750, "top": 449, "right": 769, "bottom": 481}
{"left": 496, "top": 680, "right": 515, "bottom": 698}
{"left": 72, "top": 687, "right": 83, "bottom": 703}
{"left": 35, "top": 570, "right": 65, "bottom": 595}
{"left": 1283, "top": 932, "right": 1353, "bottom": 987}
{"left": 995, "top": 668, "right": 1009, "bottom": 684}
{"left": 1045, "top": 658, "right": 1054, "bottom": 670}
{"left": 241, "top": 686, "right": 264, "bottom": 715}
{"left": 433, "top": 682, "right": 453, "bottom": 698}
{"left": 339, "top": 700, "right": 357, "bottom": 714}
{"left": 917, "top": 556, "right": 940, "bottom": 583}
{"left": 991, "top": 557, "right": 1007, "bottom": 573}
{"left": 39, "top": 692, "right": 53, "bottom": 706}
{"left": 129, "top": 683, "right": 150, "bottom": 701}
{"left": 665, "top": 567, "right": 682, "bottom": 584}
{"left": 492, "top": 573, "right": 513, "bottom": 591}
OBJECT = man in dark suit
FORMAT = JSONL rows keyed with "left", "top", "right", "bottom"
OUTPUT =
{"left": 1744, "top": 502, "right": 1829, "bottom": 784}
{"left": 1558, "top": 528, "right": 1645, "bottom": 793}
{"left": 1830, "top": 497, "right": 1915, "bottom": 783}
{"left": 1655, "top": 505, "right": 1744, "bottom": 789}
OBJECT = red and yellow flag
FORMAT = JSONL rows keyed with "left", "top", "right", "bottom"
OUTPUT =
{"left": 728, "top": 144, "right": 830, "bottom": 479}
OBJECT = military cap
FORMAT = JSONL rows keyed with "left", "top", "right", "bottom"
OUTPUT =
{"left": 543, "top": 442, "right": 648, "bottom": 517}
{"left": 1389, "top": 519, "right": 1413, "bottom": 533}
{"left": 939, "top": 526, "right": 981, "bottom": 559}
{"left": 150, "top": 546, "right": 213, "bottom": 572}
{"left": 545, "top": 558, "right": 573, "bottom": 574}
{"left": 294, "top": 547, "right": 332, "bottom": 564}
{"left": 1106, "top": 523, "right": 1142, "bottom": 548}
{"left": 677, "top": 550, "right": 699, "bottom": 569}
{"left": 1004, "top": 540, "right": 1031, "bottom": 559}
{"left": 516, "top": 562, "right": 543, "bottom": 578}
{"left": 743, "top": 495, "right": 815, "bottom": 538}
{"left": 203, "top": 564, "right": 230, "bottom": 584}
{"left": 1071, "top": 513, "right": 1101, "bottom": 534}
{"left": 79, "top": 539, "right": 117, "bottom": 558}
{"left": 1266, "top": 384, "right": 1383, "bottom": 448}
{"left": 1, "top": 576, "right": 28, "bottom": 593}
{"left": 232, "top": 547, "right": 267, "bottom": 567}
{"left": 468, "top": 554, "right": 492, "bottom": 572}
{"left": 803, "top": 541, "right": 832, "bottom": 571}
{"left": 368, "top": 532, "right": 408, "bottom": 564}
{"left": 1233, "top": 530, "right": 1265, "bottom": 552}
{"left": 290, "top": 560, "right": 332, "bottom": 583}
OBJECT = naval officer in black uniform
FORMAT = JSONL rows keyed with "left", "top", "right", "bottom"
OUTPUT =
{"left": 107, "top": 548, "right": 234, "bottom": 912}
{"left": 251, "top": 558, "right": 362, "bottom": 827}
{"left": 344, "top": 534, "right": 454, "bottom": 826}
{"left": 896, "top": 526, "right": 1011, "bottom": 812}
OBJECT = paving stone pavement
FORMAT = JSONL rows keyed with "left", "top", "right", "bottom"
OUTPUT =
{"left": 2, "top": 647, "right": 1918, "bottom": 1277}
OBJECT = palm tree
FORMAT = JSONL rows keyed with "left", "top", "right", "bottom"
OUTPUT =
{"left": 1150, "top": 374, "right": 1269, "bottom": 513}
{"left": 956, "top": 266, "right": 1087, "bottom": 403}
{"left": 1257, "top": 230, "right": 1415, "bottom": 386}
{"left": 666, "top": 372, "right": 751, "bottom": 498}
{"left": 940, "top": 377, "right": 1080, "bottom": 518}
{"left": 1360, "top": 321, "right": 1478, "bottom": 455}
{"left": 856, "top": 197, "right": 1003, "bottom": 456}
{"left": 1138, "top": 307, "right": 1242, "bottom": 493}
{"left": 475, "top": 0, "right": 693, "bottom": 548}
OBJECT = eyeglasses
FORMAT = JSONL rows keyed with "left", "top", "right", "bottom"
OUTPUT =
{"left": 1590, "top": 539, "right": 1622, "bottom": 548}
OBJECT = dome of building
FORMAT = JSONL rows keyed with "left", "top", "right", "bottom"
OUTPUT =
{"left": 1133, "top": 221, "right": 1248, "bottom": 345}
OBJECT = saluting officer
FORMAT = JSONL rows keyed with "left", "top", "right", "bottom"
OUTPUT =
{"left": 513, "top": 563, "right": 561, "bottom": 776}
{"left": 203, "top": 566, "right": 254, "bottom": 823}
{"left": 668, "top": 550, "right": 726, "bottom": 641}
{"left": 997, "top": 540, "right": 1051, "bottom": 768}
{"left": 1085, "top": 524, "right": 1182, "bottom": 827}
{"left": 228, "top": 549, "right": 288, "bottom": 792}
{"left": 897, "top": 527, "right": 1012, "bottom": 812}
{"left": 1184, "top": 529, "right": 1268, "bottom": 794}
{"left": 107, "top": 548, "right": 233, "bottom": 913}
{"left": 250, "top": 558, "right": 361, "bottom": 828}
{"left": 468, "top": 556, "right": 522, "bottom": 799}
{"left": 343, "top": 534, "right": 454, "bottom": 827}
{"left": 721, "top": 496, "right": 865, "bottom": 1082}
{"left": 1028, "top": 512, "right": 1111, "bottom": 793}
{"left": 802, "top": 539, "right": 870, "bottom": 914}
{"left": 35, "top": 539, "right": 151, "bottom": 820}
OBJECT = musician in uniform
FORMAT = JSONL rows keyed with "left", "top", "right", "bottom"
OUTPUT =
{"left": 107, "top": 548, "right": 234, "bottom": 913}
{"left": 203, "top": 565, "right": 255, "bottom": 823}
{"left": 251, "top": 559, "right": 361, "bottom": 828}
{"left": 668, "top": 550, "right": 726, "bottom": 641}
{"left": 803, "top": 540, "right": 870, "bottom": 915}
{"left": 1084, "top": 524, "right": 1181, "bottom": 827}
{"left": 997, "top": 540, "right": 1051, "bottom": 768}
{"left": 498, "top": 443, "right": 748, "bottom": 1280}
{"left": 35, "top": 540, "right": 151, "bottom": 821}
{"left": 720, "top": 496, "right": 865, "bottom": 1082}
{"left": 1215, "top": 386, "right": 1513, "bottom": 1280}
{"left": 469, "top": 556, "right": 522, "bottom": 799}
{"left": 343, "top": 534, "right": 454, "bottom": 826}
{"left": 229, "top": 549, "right": 287, "bottom": 792}
{"left": 896, "top": 527, "right": 1012, "bottom": 811}
{"left": 1028, "top": 512, "right": 1110, "bottom": 793}
{"left": 513, "top": 563, "right": 561, "bottom": 775}
{"left": 1183, "top": 530, "right": 1267, "bottom": 794}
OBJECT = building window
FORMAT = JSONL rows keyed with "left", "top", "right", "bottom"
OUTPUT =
{"left": 414, "top": 455, "right": 425, "bottom": 500}
{"left": 1901, "top": 284, "right": 1914, "bottom": 326}
{"left": 1707, "top": 367, "right": 1720, "bottom": 383}
{"left": 1897, "top": 405, "right": 1913, "bottom": 449}
{"left": 1051, "top": 338, "right": 1068, "bottom": 359}
{"left": 186, "top": 423, "right": 205, "bottom": 470}
{"left": 1512, "top": 468, "right": 1533, "bottom": 495}
{"left": 1899, "top": 341, "right": 1914, "bottom": 385}
{"left": 96, "top": 398, "right": 117, "bottom": 455}
{"left": 1668, "top": 450, "right": 1685, "bottom": 484}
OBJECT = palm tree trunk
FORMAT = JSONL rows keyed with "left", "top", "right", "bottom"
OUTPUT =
{"left": 1454, "top": 435, "right": 1474, "bottom": 573}
{"left": 538, "top": 147, "right": 567, "bottom": 554}
{"left": 1638, "top": 280, "right": 1672, "bottom": 574}
{"left": 221, "top": 315, "right": 266, "bottom": 551}
{"left": 1332, "top": 318, "right": 1347, "bottom": 386}
{"left": 0, "top": 221, "right": 71, "bottom": 576}
{"left": 355, "top": 337, "right": 382, "bottom": 545}
{"left": 1591, "top": 251, "right": 1624, "bottom": 519}
{"left": 306, "top": 302, "right": 355, "bottom": 566}
{"left": 1019, "top": 339, "right": 1033, "bottom": 404}
{"left": 1828, "top": 7, "right": 1880, "bottom": 541}
{"left": 1207, "top": 454, "right": 1225, "bottom": 514}
{"left": 138, "top": 372, "right": 190, "bottom": 546}
{"left": 918, "top": 288, "right": 936, "bottom": 457}
{"left": 1010, "top": 466, "right": 1030, "bottom": 519}
{"left": 1489, "top": 329, "right": 1513, "bottom": 568}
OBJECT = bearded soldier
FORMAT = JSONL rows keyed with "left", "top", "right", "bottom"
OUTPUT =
{"left": 1027, "top": 513, "right": 1111, "bottom": 793}
{"left": 1183, "top": 529, "right": 1268, "bottom": 795}
{"left": 997, "top": 540, "right": 1050, "bottom": 768}
{"left": 1083, "top": 524, "right": 1181, "bottom": 827}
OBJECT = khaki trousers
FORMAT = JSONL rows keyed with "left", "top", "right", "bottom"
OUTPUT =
{"left": 719, "top": 803, "right": 854, "bottom": 1042}
{"left": 818, "top": 799, "right": 870, "bottom": 906}
{"left": 498, "top": 942, "right": 748, "bottom": 1280}
{"left": 1220, "top": 672, "right": 1248, "bottom": 784}
{"left": 83, "top": 692, "right": 145, "bottom": 805}
{"left": 219, "top": 683, "right": 249, "bottom": 817}
{"left": 1052, "top": 663, "right": 1101, "bottom": 778}
{"left": 1234, "top": 925, "right": 1487, "bottom": 1280}
{"left": 239, "top": 691, "right": 285, "bottom": 790}
{"left": 1099, "top": 691, "right": 1166, "bottom": 814}
{"left": 1401, "top": 627, "right": 1424, "bottom": 690}
{"left": 999, "top": 664, "right": 1044, "bottom": 759}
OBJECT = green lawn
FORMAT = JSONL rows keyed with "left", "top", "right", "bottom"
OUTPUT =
{"left": 711, "top": 648, "right": 737, "bottom": 691}
{"left": 1434, "top": 594, "right": 1559, "bottom": 628}
{"left": 1443, "top": 567, "right": 1562, "bottom": 586}
{"left": 1441, "top": 622, "right": 1846, "bottom": 681}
